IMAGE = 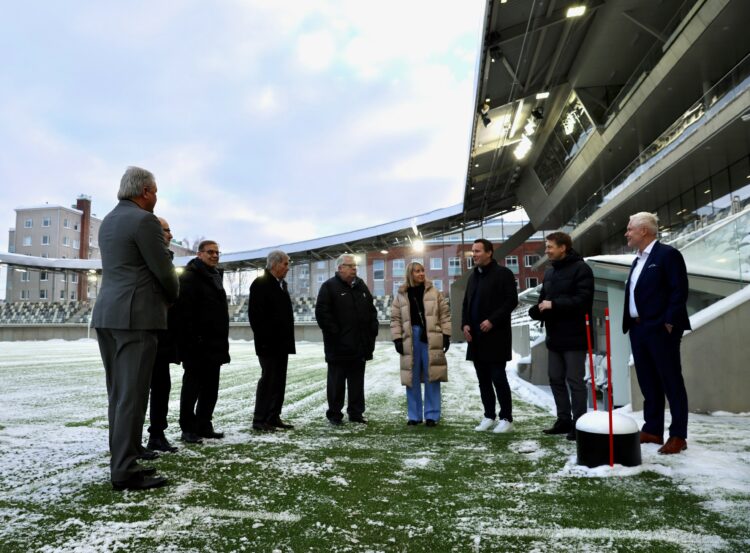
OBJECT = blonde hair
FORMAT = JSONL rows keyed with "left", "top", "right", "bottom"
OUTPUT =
{"left": 405, "top": 261, "right": 426, "bottom": 288}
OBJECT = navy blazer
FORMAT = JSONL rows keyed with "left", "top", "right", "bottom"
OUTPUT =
{"left": 622, "top": 241, "right": 691, "bottom": 334}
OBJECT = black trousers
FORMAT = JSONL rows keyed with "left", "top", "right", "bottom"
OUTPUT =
{"left": 253, "top": 354, "right": 289, "bottom": 424}
{"left": 326, "top": 360, "right": 365, "bottom": 421}
{"left": 148, "top": 353, "right": 172, "bottom": 436}
{"left": 179, "top": 361, "right": 221, "bottom": 433}
{"left": 473, "top": 361, "right": 513, "bottom": 422}
{"left": 547, "top": 349, "right": 587, "bottom": 423}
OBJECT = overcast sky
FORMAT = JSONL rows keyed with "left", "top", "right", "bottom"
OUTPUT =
{"left": 0, "top": 1, "right": 489, "bottom": 253}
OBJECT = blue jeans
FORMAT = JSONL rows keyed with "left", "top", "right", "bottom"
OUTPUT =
{"left": 406, "top": 326, "right": 441, "bottom": 422}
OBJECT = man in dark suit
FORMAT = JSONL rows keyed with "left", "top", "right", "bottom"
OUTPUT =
{"left": 623, "top": 212, "right": 690, "bottom": 455}
{"left": 145, "top": 217, "right": 180, "bottom": 453}
{"left": 92, "top": 166, "right": 179, "bottom": 490}
{"left": 315, "top": 254, "right": 379, "bottom": 426}
{"left": 249, "top": 250, "right": 296, "bottom": 432}
{"left": 462, "top": 239, "right": 519, "bottom": 434}
{"left": 176, "top": 240, "right": 230, "bottom": 443}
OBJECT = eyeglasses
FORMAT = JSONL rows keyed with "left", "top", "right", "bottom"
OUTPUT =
{"left": 201, "top": 249, "right": 221, "bottom": 256}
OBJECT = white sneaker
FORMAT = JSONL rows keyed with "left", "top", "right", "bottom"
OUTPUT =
{"left": 474, "top": 417, "right": 495, "bottom": 431}
{"left": 493, "top": 419, "right": 513, "bottom": 433}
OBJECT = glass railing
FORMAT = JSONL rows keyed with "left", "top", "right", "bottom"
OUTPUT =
{"left": 672, "top": 207, "right": 750, "bottom": 283}
{"left": 567, "top": 53, "right": 750, "bottom": 229}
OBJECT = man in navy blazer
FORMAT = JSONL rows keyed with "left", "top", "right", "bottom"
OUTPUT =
{"left": 622, "top": 212, "right": 690, "bottom": 455}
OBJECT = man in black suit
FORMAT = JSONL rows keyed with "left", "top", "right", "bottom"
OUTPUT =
{"left": 249, "top": 250, "right": 296, "bottom": 432}
{"left": 315, "top": 254, "right": 379, "bottom": 426}
{"left": 462, "top": 239, "right": 519, "bottom": 434}
{"left": 623, "top": 212, "right": 690, "bottom": 455}
{"left": 92, "top": 166, "right": 179, "bottom": 490}
{"left": 176, "top": 240, "right": 230, "bottom": 443}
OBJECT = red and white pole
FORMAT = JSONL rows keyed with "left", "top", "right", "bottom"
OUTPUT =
{"left": 585, "top": 314, "right": 597, "bottom": 411}
{"left": 604, "top": 308, "right": 614, "bottom": 467}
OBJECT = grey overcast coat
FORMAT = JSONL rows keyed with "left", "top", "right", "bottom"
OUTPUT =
{"left": 390, "top": 280, "right": 451, "bottom": 387}
{"left": 92, "top": 199, "right": 179, "bottom": 330}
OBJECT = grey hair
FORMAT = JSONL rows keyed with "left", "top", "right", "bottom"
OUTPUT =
{"left": 266, "top": 250, "right": 289, "bottom": 270}
{"left": 335, "top": 254, "right": 355, "bottom": 268}
{"left": 629, "top": 212, "right": 659, "bottom": 235}
{"left": 118, "top": 166, "right": 156, "bottom": 200}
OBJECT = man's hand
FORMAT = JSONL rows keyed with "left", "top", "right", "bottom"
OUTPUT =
{"left": 665, "top": 323, "right": 673, "bottom": 334}
{"left": 539, "top": 300, "right": 553, "bottom": 312}
{"left": 462, "top": 325, "right": 472, "bottom": 342}
{"left": 479, "top": 319, "right": 493, "bottom": 332}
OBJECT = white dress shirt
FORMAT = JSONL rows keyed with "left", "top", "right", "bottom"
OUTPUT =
{"left": 628, "top": 239, "right": 657, "bottom": 318}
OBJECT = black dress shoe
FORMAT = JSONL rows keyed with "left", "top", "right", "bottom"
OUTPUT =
{"left": 425, "top": 419, "right": 437, "bottom": 427}
{"left": 349, "top": 416, "right": 368, "bottom": 424}
{"left": 269, "top": 419, "right": 294, "bottom": 430}
{"left": 197, "top": 424, "right": 225, "bottom": 439}
{"left": 252, "top": 422, "right": 276, "bottom": 432}
{"left": 180, "top": 431, "right": 204, "bottom": 444}
{"left": 136, "top": 466, "right": 157, "bottom": 476}
{"left": 147, "top": 435, "right": 178, "bottom": 453}
{"left": 137, "top": 449, "right": 159, "bottom": 460}
{"left": 566, "top": 429, "right": 576, "bottom": 441}
{"left": 542, "top": 419, "right": 573, "bottom": 435}
{"left": 328, "top": 418, "right": 344, "bottom": 426}
{"left": 112, "top": 472, "right": 168, "bottom": 491}
{"left": 407, "top": 420, "right": 421, "bottom": 426}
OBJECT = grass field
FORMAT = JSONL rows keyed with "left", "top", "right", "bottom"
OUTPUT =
{"left": 0, "top": 340, "right": 748, "bottom": 552}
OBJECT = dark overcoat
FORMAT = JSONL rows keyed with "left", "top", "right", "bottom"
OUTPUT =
{"left": 461, "top": 260, "right": 518, "bottom": 362}
{"left": 248, "top": 269, "right": 296, "bottom": 356}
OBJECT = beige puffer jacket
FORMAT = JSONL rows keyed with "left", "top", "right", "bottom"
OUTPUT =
{"left": 390, "top": 280, "right": 451, "bottom": 387}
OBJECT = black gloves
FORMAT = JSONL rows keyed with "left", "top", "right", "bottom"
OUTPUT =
{"left": 443, "top": 334, "right": 450, "bottom": 353}
{"left": 394, "top": 339, "right": 404, "bottom": 355}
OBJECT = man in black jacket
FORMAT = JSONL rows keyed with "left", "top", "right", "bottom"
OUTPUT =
{"left": 176, "top": 240, "right": 230, "bottom": 443}
{"left": 529, "top": 232, "right": 594, "bottom": 440}
{"left": 146, "top": 217, "right": 180, "bottom": 453}
{"left": 249, "top": 250, "right": 296, "bottom": 432}
{"left": 462, "top": 239, "right": 519, "bottom": 434}
{"left": 315, "top": 254, "right": 379, "bottom": 425}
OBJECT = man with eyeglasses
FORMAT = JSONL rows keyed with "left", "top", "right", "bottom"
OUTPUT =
{"left": 92, "top": 166, "right": 178, "bottom": 491}
{"left": 315, "top": 254, "right": 379, "bottom": 426}
{"left": 175, "top": 240, "right": 230, "bottom": 443}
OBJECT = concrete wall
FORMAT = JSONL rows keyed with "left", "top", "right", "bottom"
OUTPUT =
{"left": 629, "top": 294, "right": 750, "bottom": 414}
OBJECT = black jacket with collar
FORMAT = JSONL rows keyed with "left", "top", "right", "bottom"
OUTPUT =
{"left": 175, "top": 257, "right": 230, "bottom": 367}
{"left": 315, "top": 273, "right": 379, "bottom": 363}
{"left": 461, "top": 259, "right": 518, "bottom": 362}
{"left": 248, "top": 269, "right": 296, "bottom": 356}
{"left": 529, "top": 250, "right": 594, "bottom": 352}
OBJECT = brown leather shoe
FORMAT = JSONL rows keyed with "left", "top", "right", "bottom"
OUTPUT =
{"left": 658, "top": 436, "right": 687, "bottom": 455}
{"left": 639, "top": 431, "right": 664, "bottom": 445}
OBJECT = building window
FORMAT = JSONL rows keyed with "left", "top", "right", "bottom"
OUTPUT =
{"left": 505, "top": 255, "right": 519, "bottom": 267}
{"left": 373, "top": 259, "right": 385, "bottom": 280}
{"left": 466, "top": 256, "right": 474, "bottom": 269}
{"left": 433, "top": 279, "right": 443, "bottom": 292}
{"left": 393, "top": 281, "right": 404, "bottom": 295}
{"left": 41, "top": 235, "right": 50, "bottom": 246}
{"left": 524, "top": 254, "right": 540, "bottom": 267}
{"left": 316, "top": 261, "right": 326, "bottom": 269}
{"left": 317, "top": 274, "right": 325, "bottom": 283}
{"left": 70, "top": 291, "right": 77, "bottom": 300}
{"left": 63, "top": 218, "right": 70, "bottom": 228}
{"left": 73, "top": 239, "right": 80, "bottom": 250}
{"left": 20, "top": 290, "right": 30, "bottom": 300}
{"left": 71, "top": 273, "right": 78, "bottom": 284}
{"left": 20, "top": 271, "right": 30, "bottom": 282}
{"left": 24, "top": 218, "right": 33, "bottom": 228}
{"left": 62, "top": 236, "right": 70, "bottom": 247}
{"left": 40, "top": 271, "right": 48, "bottom": 282}
{"left": 23, "top": 236, "right": 32, "bottom": 246}
{"left": 392, "top": 259, "right": 405, "bottom": 277}
{"left": 41, "top": 253, "right": 48, "bottom": 258}
{"left": 526, "top": 277, "right": 539, "bottom": 288}
{"left": 61, "top": 273, "right": 66, "bottom": 282}
{"left": 42, "top": 217, "right": 51, "bottom": 227}
{"left": 515, "top": 278, "right": 520, "bottom": 290}
{"left": 39, "top": 289, "right": 48, "bottom": 299}
{"left": 430, "top": 257, "right": 442, "bottom": 270}
{"left": 373, "top": 281, "right": 385, "bottom": 296}
{"left": 448, "top": 257, "right": 461, "bottom": 276}
{"left": 60, "top": 290, "right": 66, "bottom": 300}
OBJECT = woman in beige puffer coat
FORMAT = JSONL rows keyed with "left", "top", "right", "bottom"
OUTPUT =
{"left": 390, "top": 261, "right": 451, "bottom": 426}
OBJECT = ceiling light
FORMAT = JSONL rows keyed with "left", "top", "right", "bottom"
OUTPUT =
{"left": 485, "top": 98, "right": 491, "bottom": 103}
{"left": 380, "top": 250, "right": 388, "bottom": 255}
{"left": 474, "top": 163, "right": 479, "bottom": 168}
{"left": 513, "top": 135, "right": 533, "bottom": 160}
{"left": 536, "top": 91, "right": 550, "bottom": 99}
{"left": 413, "top": 239, "right": 425, "bottom": 253}
{"left": 566, "top": 6, "right": 586, "bottom": 18}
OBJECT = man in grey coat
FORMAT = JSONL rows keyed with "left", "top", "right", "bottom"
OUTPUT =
{"left": 92, "top": 166, "right": 179, "bottom": 491}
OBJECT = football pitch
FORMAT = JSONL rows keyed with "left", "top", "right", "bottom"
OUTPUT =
{"left": 1, "top": 340, "right": 748, "bottom": 552}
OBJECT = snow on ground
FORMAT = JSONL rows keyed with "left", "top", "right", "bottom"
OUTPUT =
{"left": 1, "top": 339, "right": 749, "bottom": 551}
